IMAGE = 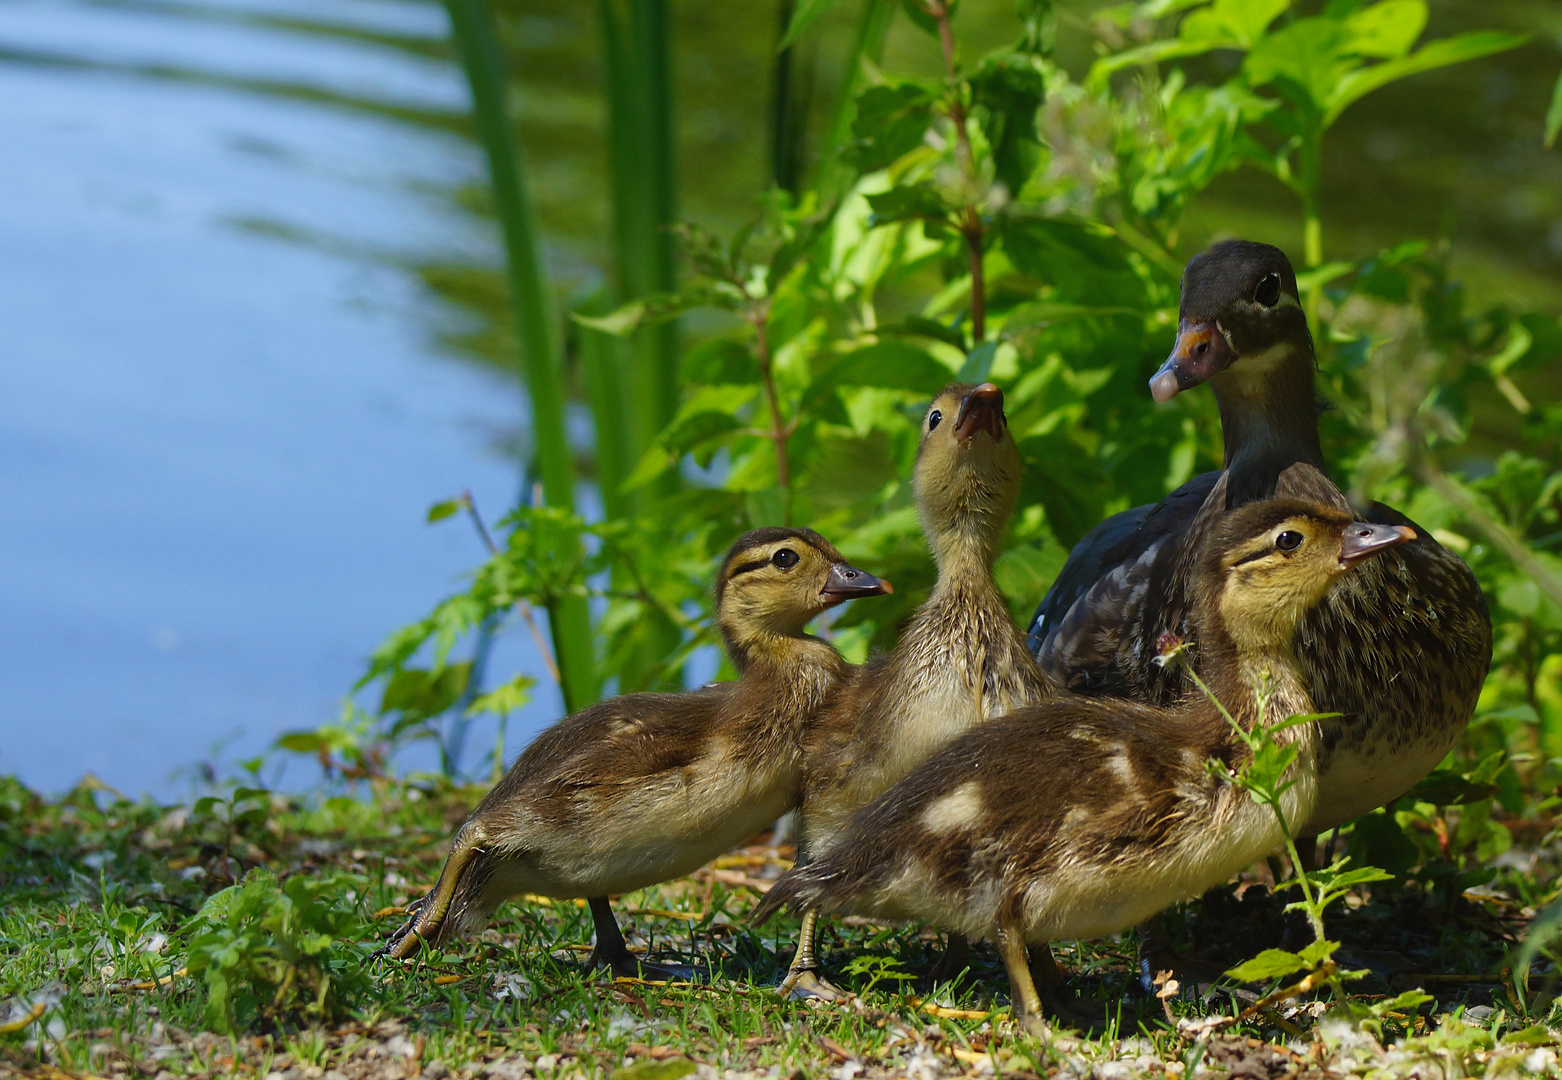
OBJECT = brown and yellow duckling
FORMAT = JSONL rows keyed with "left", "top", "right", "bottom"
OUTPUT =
{"left": 780, "top": 382, "right": 1054, "bottom": 997}
{"left": 760, "top": 499, "right": 1415, "bottom": 1035}
{"left": 376, "top": 527, "right": 890, "bottom": 975}
{"left": 1029, "top": 240, "right": 1490, "bottom": 836}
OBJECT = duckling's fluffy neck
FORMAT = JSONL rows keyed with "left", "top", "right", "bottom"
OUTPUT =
{"left": 1192, "top": 607, "right": 1316, "bottom": 737}
{"left": 926, "top": 514, "right": 1007, "bottom": 580}
{"left": 1213, "top": 342, "right": 1326, "bottom": 508}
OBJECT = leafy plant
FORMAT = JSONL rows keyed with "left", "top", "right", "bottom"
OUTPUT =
{"left": 183, "top": 867, "right": 369, "bottom": 1033}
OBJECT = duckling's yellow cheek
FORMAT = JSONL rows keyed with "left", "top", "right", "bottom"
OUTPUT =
{"left": 920, "top": 781, "right": 985, "bottom": 834}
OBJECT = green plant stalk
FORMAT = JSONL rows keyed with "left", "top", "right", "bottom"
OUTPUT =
{"left": 445, "top": 0, "right": 598, "bottom": 712}
{"left": 599, "top": 0, "right": 683, "bottom": 691}
{"left": 600, "top": 0, "right": 680, "bottom": 476}
{"left": 575, "top": 296, "right": 634, "bottom": 520}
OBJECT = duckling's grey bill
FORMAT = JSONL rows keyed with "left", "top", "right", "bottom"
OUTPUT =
{"left": 1339, "top": 522, "right": 1416, "bottom": 567}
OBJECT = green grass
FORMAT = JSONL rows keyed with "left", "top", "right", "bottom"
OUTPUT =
{"left": 1, "top": 772, "right": 1559, "bottom": 1079}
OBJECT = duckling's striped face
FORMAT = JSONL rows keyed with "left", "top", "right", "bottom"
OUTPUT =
{"left": 914, "top": 383, "right": 1021, "bottom": 550}
{"left": 1212, "top": 503, "right": 1414, "bottom": 651}
{"left": 716, "top": 528, "right": 890, "bottom": 639}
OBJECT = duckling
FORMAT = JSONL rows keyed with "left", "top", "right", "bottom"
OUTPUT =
{"left": 778, "top": 383, "right": 1054, "bottom": 997}
{"left": 1029, "top": 240, "right": 1490, "bottom": 836}
{"left": 376, "top": 527, "right": 890, "bottom": 974}
{"left": 758, "top": 500, "right": 1416, "bottom": 1035}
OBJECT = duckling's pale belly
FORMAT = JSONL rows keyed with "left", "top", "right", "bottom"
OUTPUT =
{"left": 485, "top": 738, "right": 798, "bottom": 900}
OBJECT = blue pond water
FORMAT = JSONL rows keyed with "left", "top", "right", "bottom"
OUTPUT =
{"left": 0, "top": 0, "right": 564, "bottom": 796}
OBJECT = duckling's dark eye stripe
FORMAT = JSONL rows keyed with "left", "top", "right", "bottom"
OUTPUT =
{"left": 730, "top": 557, "right": 773, "bottom": 577}
{"left": 1230, "top": 548, "right": 1274, "bottom": 568}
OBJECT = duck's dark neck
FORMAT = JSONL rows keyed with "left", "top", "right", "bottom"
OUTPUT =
{"left": 1213, "top": 342, "right": 1326, "bottom": 508}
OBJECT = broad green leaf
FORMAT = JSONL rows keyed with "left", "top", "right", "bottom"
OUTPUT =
{"left": 1297, "top": 938, "right": 1340, "bottom": 967}
{"left": 1546, "top": 69, "right": 1562, "bottom": 148}
{"left": 275, "top": 732, "right": 324, "bottom": 753}
{"left": 969, "top": 54, "right": 1046, "bottom": 193}
{"left": 571, "top": 300, "right": 646, "bottom": 337}
{"left": 466, "top": 674, "right": 537, "bottom": 718}
{"left": 960, "top": 341, "right": 998, "bottom": 383}
{"left": 847, "top": 83, "right": 936, "bottom": 172}
{"left": 1343, "top": 0, "right": 1425, "bottom": 59}
{"left": 779, "top": 0, "right": 842, "bottom": 51}
{"left": 1407, "top": 769, "right": 1499, "bottom": 806}
{"left": 1245, "top": 19, "right": 1354, "bottom": 115}
{"left": 1226, "top": 948, "right": 1309, "bottom": 982}
{"left": 1179, "top": 0, "right": 1286, "bottom": 48}
{"left": 800, "top": 342, "right": 952, "bottom": 413}
{"left": 682, "top": 337, "right": 758, "bottom": 385}
{"left": 426, "top": 498, "right": 463, "bottom": 523}
{"left": 1325, "top": 31, "right": 1528, "bottom": 126}
{"left": 614, "top": 1060, "right": 698, "bottom": 1080}
{"left": 881, "top": 314, "right": 968, "bottom": 351}
{"left": 865, "top": 184, "right": 954, "bottom": 226}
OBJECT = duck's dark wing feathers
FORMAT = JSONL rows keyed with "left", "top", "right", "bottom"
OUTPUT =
{"left": 1029, "top": 470, "right": 1221, "bottom": 690}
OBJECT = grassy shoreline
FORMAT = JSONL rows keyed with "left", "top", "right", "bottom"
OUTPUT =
{"left": 3, "top": 771, "right": 1559, "bottom": 1079}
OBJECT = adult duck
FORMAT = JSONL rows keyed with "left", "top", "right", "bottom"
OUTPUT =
{"left": 1028, "top": 240, "right": 1490, "bottom": 836}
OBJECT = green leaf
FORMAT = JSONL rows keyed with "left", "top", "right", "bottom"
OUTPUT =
{"left": 1546, "top": 68, "right": 1562, "bottom": 148}
{"left": 779, "top": 0, "right": 842, "bottom": 50}
{"left": 275, "top": 732, "right": 325, "bottom": 753}
{"left": 1408, "top": 769, "right": 1499, "bottom": 806}
{"left": 614, "top": 1061, "right": 698, "bottom": 1080}
{"left": 1343, "top": 0, "right": 1425, "bottom": 59}
{"left": 1368, "top": 988, "right": 1436, "bottom": 1016}
{"left": 1016, "top": 0, "right": 1057, "bottom": 55}
{"left": 865, "top": 184, "right": 954, "bottom": 226}
{"left": 466, "top": 674, "right": 537, "bottom": 718}
{"left": 959, "top": 342, "right": 998, "bottom": 383}
{"left": 881, "top": 314, "right": 969, "bottom": 351}
{"left": 1226, "top": 948, "right": 1309, "bottom": 982}
{"left": 571, "top": 300, "right": 647, "bottom": 337}
{"left": 1324, "top": 31, "right": 1528, "bottom": 126}
{"left": 680, "top": 337, "right": 758, "bottom": 386}
{"left": 1297, "top": 938, "right": 1340, "bottom": 967}
{"left": 426, "top": 499, "right": 463, "bottom": 524}
{"left": 1179, "top": 0, "right": 1287, "bottom": 48}
{"left": 800, "top": 342, "right": 953, "bottom": 413}
{"left": 847, "top": 83, "right": 936, "bottom": 172}
{"left": 969, "top": 54, "right": 1046, "bottom": 193}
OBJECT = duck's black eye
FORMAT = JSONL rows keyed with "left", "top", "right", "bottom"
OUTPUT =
{"left": 1254, "top": 273, "right": 1281, "bottom": 308}
{"left": 772, "top": 548, "right": 800, "bottom": 569}
{"left": 927, "top": 409, "right": 943, "bottom": 432}
{"left": 1275, "top": 530, "right": 1304, "bottom": 552}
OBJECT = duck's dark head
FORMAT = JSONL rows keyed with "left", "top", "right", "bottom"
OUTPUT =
{"left": 1150, "top": 240, "right": 1310, "bottom": 404}
{"left": 1201, "top": 498, "right": 1414, "bottom": 655}
{"left": 715, "top": 527, "right": 891, "bottom": 661}
{"left": 914, "top": 382, "right": 1022, "bottom": 566}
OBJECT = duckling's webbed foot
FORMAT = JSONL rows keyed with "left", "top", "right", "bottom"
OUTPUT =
{"left": 585, "top": 897, "right": 702, "bottom": 982}
{"left": 1134, "top": 918, "right": 1227, "bottom": 1000}
{"left": 1031, "top": 944, "right": 1109, "bottom": 1031}
{"left": 926, "top": 931, "right": 970, "bottom": 986}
